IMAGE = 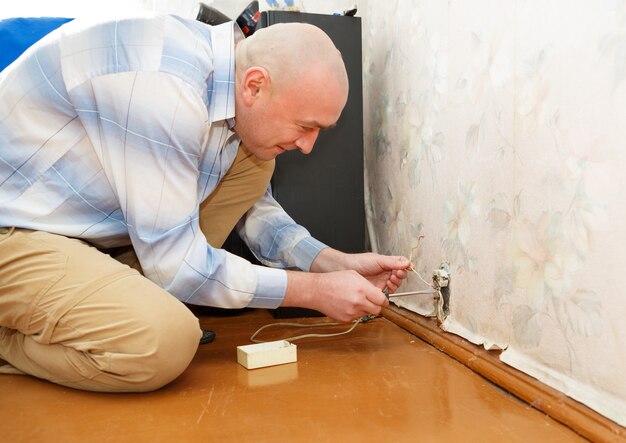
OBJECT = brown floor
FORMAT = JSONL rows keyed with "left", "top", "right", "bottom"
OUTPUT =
{"left": 0, "top": 308, "right": 586, "bottom": 443}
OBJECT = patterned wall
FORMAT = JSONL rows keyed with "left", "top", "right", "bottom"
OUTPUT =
{"left": 361, "top": 0, "right": 626, "bottom": 426}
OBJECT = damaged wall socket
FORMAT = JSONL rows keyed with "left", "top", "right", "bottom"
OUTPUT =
{"left": 388, "top": 262, "right": 451, "bottom": 323}
{"left": 433, "top": 263, "right": 451, "bottom": 323}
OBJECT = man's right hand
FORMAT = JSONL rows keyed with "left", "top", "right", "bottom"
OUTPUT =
{"left": 282, "top": 270, "right": 389, "bottom": 323}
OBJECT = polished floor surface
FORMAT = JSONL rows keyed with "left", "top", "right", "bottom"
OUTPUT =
{"left": 1, "top": 308, "right": 586, "bottom": 442}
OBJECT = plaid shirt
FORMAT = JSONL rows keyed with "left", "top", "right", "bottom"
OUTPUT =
{"left": 0, "top": 15, "right": 326, "bottom": 308}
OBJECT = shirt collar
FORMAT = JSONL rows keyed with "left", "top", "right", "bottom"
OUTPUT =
{"left": 209, "top": 21, "right": 244, "bottom": 124}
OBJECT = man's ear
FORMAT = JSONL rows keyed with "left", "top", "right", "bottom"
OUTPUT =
{"left": 241, "top": 67, "right": 270, "bottom": 106}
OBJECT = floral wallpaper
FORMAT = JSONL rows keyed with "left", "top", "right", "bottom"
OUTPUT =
{"left": 362, "top": 0, "right": 626, "bottom": 426}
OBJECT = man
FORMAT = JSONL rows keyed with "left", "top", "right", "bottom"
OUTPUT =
{"left": 0, "top": 14, "right": 409, "bottom": 392}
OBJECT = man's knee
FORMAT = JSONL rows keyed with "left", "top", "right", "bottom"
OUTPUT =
{"left": 100, "top": 299, "right": 201, "bottom": 393}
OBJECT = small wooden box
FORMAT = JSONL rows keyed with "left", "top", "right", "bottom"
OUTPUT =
{"left": 237, "top": 340, "right": 297, "bottom": 370}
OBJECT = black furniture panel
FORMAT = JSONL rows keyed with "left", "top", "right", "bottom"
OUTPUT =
{"left": 260, "top": 11, "right": 365, "bottom": 256}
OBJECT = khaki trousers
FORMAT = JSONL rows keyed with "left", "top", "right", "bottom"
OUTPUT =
{"left": 0, "top": 145, "right": 274, "bottom": 392}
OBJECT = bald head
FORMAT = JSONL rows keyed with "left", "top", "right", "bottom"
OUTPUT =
{"left": 232, "top": 23, "right": 350, "bottom": 160}
{"left": 235, "top": 22, "right": 348, "bottom": 97}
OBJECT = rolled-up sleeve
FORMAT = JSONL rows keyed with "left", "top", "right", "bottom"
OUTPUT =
{"left": 237, "top": 190, "right": 328, "bottom": 271}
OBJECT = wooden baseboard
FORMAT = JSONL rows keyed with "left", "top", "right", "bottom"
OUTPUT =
{"left": 383, "top": 305, "right": 626, "bottom": 443}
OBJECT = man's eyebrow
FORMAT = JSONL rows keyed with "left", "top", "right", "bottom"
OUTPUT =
{"left": 298, "top": 120, "right": 337, "bottom": 130}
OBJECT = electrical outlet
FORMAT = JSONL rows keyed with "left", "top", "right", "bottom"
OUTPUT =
{"left": 432, "top": 263, "right": 451, "bottom": 323}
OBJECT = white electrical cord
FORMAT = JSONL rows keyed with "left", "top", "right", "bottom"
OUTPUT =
{"left": 249, "top": 316, "right": 378, "bottom": 344}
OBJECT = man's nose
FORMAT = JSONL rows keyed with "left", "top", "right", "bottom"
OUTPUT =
{"left": 295, "top": 129, "right": 320, "bottom": 155}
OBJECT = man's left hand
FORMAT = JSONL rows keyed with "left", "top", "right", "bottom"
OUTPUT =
{"left": 345, "top": 252, "right": 410, "bottom": 293}
{"left": 310, "top": 248, "right": 411, "bottom": 293}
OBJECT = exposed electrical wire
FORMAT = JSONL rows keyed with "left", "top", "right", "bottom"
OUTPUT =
{"left": 408, "top": 265, "right": 435, "bottom": 289}
{"left": 407, "top": 235, "right": 437, "bottom": 290}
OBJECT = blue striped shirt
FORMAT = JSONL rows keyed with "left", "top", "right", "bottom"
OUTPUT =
{"left": 0, "top": 15, "right": 326, "bottom": 308}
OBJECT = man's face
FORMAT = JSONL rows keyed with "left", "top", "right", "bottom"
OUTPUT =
{"left": 235, "top": 69, "right": 348, "bottom": 161}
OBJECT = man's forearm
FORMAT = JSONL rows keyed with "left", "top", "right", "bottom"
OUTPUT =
{"left": 282, "top": 270, "right": 318, "bottom": 309}
{"left": 309, "top": 247, "right": 350, "bottom": 273}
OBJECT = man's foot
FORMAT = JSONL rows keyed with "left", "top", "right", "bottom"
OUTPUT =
{"left": 199, "top": 329, "right": 216, "bottom": 345}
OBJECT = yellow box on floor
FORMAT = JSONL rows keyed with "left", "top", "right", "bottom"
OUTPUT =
{"left": 237, "top": 340, "right": 297, "bottom": 369}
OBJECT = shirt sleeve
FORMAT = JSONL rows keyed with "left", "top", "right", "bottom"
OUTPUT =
{"left": 72, "top": 70, "right": 286, "bottom": 309}
{"left": 237, "top": 189, "right": 328, "bottom": 272}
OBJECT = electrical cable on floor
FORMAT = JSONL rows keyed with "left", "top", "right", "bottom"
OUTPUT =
{"left": 250, "top": 315, "right": 379, "bottom": 343}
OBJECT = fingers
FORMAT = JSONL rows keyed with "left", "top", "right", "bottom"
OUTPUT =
{"left": 321, "top": 270, "right": 400, "bottom": 322}
{"left": 385, "top": 281, "right": 399, "bottom": 293}
{"left": 337, "top": 284, "right": 388, "bottom": 322}
{"left": 365, "top": 287, "right": 388, "bottom": 308}
{"left": 362, "top": 287, "right": 388, "bottom": 318}
{"left": 382, "top": 255, "right": 411, "bottom": 270}
{"left": 330, "top": 298, "right": 384, "bottom": 323}
{"left": 382, "top": 267, "right": 410, "bottom": 294}
{"left": 387, "top": 268, "right": 408, "bottom": 290}
{"left": 395, "top": 268, "right": 409, "bottom": 279}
